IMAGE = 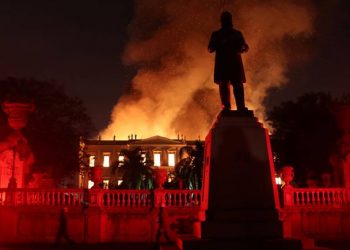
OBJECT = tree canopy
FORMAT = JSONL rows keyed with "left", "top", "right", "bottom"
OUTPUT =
{"left": 175, "top": 141, "right": 204, "bottom": 189}
{"left": 110, "top": 147, "right": 154, "bottom": 190}
{"left": 267, "top": 92, "right": 349, "bottom": 186}
{"left": 0, "top": 78, "right": 94, "bottom": 183}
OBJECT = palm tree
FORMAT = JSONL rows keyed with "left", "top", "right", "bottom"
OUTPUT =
{"left": 110, "top": 147, "right": 154, "bottom": 190}
{"left": 175, "top": 141, "right": 204, "bottom": 189}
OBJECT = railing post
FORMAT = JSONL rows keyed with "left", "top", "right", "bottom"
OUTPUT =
{"left": 283, "top": 185, "right": 294, "bottom": 207}
{"left": 154, "top": 188, "right": 165, "bottom": 208}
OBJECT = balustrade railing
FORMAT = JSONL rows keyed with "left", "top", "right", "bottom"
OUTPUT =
{"left": 90, "top": 190, "right": 152, "bottom": 207}
{"left": 164, "top": 190, "right": 201, "bottom": 208}
{"left": 0, "top": 189, "right": 85, "bottom": 206}
{"left": 0, "top": 188, "right": 203, "bottom": 209}
{"left": 283, "top": 188, "right": 350, "bottom": 207}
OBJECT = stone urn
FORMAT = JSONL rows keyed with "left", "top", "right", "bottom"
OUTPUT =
{"left": 153, "top": 168, "right": 168, "bottom": 189}
{"left": 1, "top": 101, "right": 35, "bottom": 189}
{"left": 90, "top": 165, "right": 103, "bottom": 189}
{"left": 280, "top": 166, "right": 294, "bottom": 188}
{"left": 2, "top": 102, "right": 35, "bottom": 131}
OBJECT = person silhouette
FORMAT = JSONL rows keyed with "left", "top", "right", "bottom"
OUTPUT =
{"left": 55, "top": 207, "right": 74, "bottom": 245}
{"left": 208, "top": 11, "right": 249, "bottom": 111}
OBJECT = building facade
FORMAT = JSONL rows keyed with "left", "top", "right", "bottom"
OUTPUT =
{"left": 82, "top": 135, "right": 199, "bottom": 189}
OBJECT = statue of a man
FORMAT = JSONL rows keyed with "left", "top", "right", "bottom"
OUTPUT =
{"left": 208, "top": 11, "right": 249, "bottom": 111}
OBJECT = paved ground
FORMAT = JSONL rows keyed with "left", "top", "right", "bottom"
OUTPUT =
{"left": 0, "top": 241, "right": 349, "bottom": 250}
{"left": 316, "top": 240, "right": 350, "bottom": 250}
{"left": 0, "top": 243, "right": 163, "bottom": 250}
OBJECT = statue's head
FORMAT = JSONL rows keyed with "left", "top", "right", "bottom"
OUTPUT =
{"left": 220, "top": 11, "right": 233, "bottom": 28}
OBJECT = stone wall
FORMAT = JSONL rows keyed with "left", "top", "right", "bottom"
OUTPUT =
{"left": 0, "top": 200, "right": 202, "bottom": 243}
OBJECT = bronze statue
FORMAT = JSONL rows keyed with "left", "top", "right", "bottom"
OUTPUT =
{"left": 208, "top": 11, "right": 249, "bottom": 111}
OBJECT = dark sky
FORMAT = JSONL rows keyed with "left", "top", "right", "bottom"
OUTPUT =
{"left": 266, "top": 0, "right": 350, "bottom": 105}
{"left": 0, "top": 1, "right": 135, "bottom": 131}
{"left": 0, "top": 1, "right": 349, "bottom": 132}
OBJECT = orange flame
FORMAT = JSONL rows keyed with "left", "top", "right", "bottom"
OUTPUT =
{"left": 101, "top": 0, "right": 314, "bottom": 140}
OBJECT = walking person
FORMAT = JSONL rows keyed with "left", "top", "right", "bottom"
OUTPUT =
{"left": 55, "top": 207, "right": 74, "bottom": 245}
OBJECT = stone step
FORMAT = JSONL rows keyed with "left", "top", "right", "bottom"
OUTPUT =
{"left": 160, "top": 243, "right": 180, "bottom": 250}
{"left": 178, "top": 237, "right": 303, "bottom": 250}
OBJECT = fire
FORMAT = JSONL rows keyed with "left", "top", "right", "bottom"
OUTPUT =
{"left": 101, "top": 0, "right": 314, "bottom": 140}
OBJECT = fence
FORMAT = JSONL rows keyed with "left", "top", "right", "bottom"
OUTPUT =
{"left": 283, "top": 187, "right": 350, "bottom": 207}
{"left": 0, "top": 188, "right": 202, "bottom": 209}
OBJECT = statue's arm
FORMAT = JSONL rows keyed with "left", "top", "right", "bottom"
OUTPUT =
{"left": 240, "top": 32, "right": 249, "bottom": 53}
{"left": 208, "top": 32, "right": 217, "bottom": 53}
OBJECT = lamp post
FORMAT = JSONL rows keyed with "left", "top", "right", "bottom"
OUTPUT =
{"left": 2, "top": 101, "right": 34, "bottom": 189}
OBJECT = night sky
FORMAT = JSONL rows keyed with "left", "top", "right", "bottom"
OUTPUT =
{"left": 0, "top": 1, "right": 349, "bottom": 133}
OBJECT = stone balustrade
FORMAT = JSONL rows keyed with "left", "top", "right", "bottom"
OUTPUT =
{"left": 164, "top": 190, "right": 201, "bottom": 207}
{"left": 281, "top": 187, "right": 350, "bottom": 240}
{"left": 0, "top": 188, "right": 205, "bottom": 243}
{"left": 0, "top": 188, "right": 202, "bottom": 209}
{"left": 3, "top": 187, "right": 350, "bottom": 209}
{"left": 283, "top": 187, "right": 350, "bottom": 207}
{"left": 0, "top": 188, "right": 85, "bottom": 206}
{"left": 91, "top": 189, "right": 153, "bottom": 207}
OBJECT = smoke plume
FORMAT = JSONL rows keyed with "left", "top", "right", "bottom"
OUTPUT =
{"left": 101, "top": 0, "right": 314, "bottom": 139}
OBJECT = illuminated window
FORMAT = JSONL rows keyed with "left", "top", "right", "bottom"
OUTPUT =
{"left": 88, "top": 180, "right": 94, "bottom": 189}
{"left": 141, "top": 152, "right": 146, "bottom": 163}
{"left": 118, "top": 155, "right": 124, "bottom": 167}
{"left": 103, "top": 153, "right": 110, "bottom": 167}
{"left": 154, "top": 152, "right": 161, "bottom": 167}
{"left": 103, "top": 180, "right": 109, "bottom": 189}
{"left": 118, "top": 180, "right": 123, "bottom": 186}
{"left": 275, "top": 176, "right": 282, "bottom": 185}
{"left": 89, "top": 155, "right": 95, "bottom": 167}
{"left": 168, "top": 152, "right": 175, "bottom": 167}
{"left": 118, "top": 155, "right": 125, "bottom": 162}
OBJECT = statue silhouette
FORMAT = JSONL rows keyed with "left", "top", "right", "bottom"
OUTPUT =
{"left": 208, "top": 11, "right": 249, "bottom": 111}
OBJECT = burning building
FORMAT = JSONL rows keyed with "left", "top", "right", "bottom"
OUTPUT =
{"left": 81, "top": 135, "right": 200, "bottom": 189}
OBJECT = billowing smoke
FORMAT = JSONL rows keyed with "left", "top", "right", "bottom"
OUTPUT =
{"left": 101, "top": 0, "right": 314, "bottom": 140}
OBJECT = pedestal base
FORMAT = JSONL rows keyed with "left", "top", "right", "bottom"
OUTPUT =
{"left": 182, "top": 111, "right": 301, "bottom": 249}
{"left": 180, "top": 237, "right": 302, "bottom": 250}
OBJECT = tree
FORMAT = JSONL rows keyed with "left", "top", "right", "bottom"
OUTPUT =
{"left": 110, "top": 147, "right": 154, "bottom": 190}
{"left": 0, "top": 78, "right": 94, "bottom": 184}
{"left": 175, "top": 141, "right": 204, "bottom": 189}
{"left": 267, "top": 92, "right": 349, "bottom": 185}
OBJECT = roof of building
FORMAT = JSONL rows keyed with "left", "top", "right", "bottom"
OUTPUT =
{"left": 86, "top": 135, "right": 200, "bottom": 146}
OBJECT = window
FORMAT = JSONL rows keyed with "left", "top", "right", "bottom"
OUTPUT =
{"left": 168, "top": 152, "right": 175, "bottom": 167}
{"left": 88, "top": 180, "right": 94, "bottom": 189}
{"left": 275, "top": 176, "right": 282, "bottom": 185}
{"left": 103, "top": 153, "right": 110, "bottom": 167}
{"left": 103, "top": 180, "right": 109, "bottom": 189}
{"left": 89, "top": 155, "right": 95, "bottom": 167}
{"left": 154, "top": 152, "right": 161, "bottom": 167}
{"left": 141, "top": 152, "right": 146, "bottom": 163}
{"left": 118, "top": 155, "right": 124, "bottom": 167}
{"left": 118, "top": 155, "right": 124, "bottom": 162}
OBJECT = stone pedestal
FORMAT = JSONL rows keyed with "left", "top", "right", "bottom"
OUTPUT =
{"left": 181, "top": 110, "right": 301, "bottom": 250}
